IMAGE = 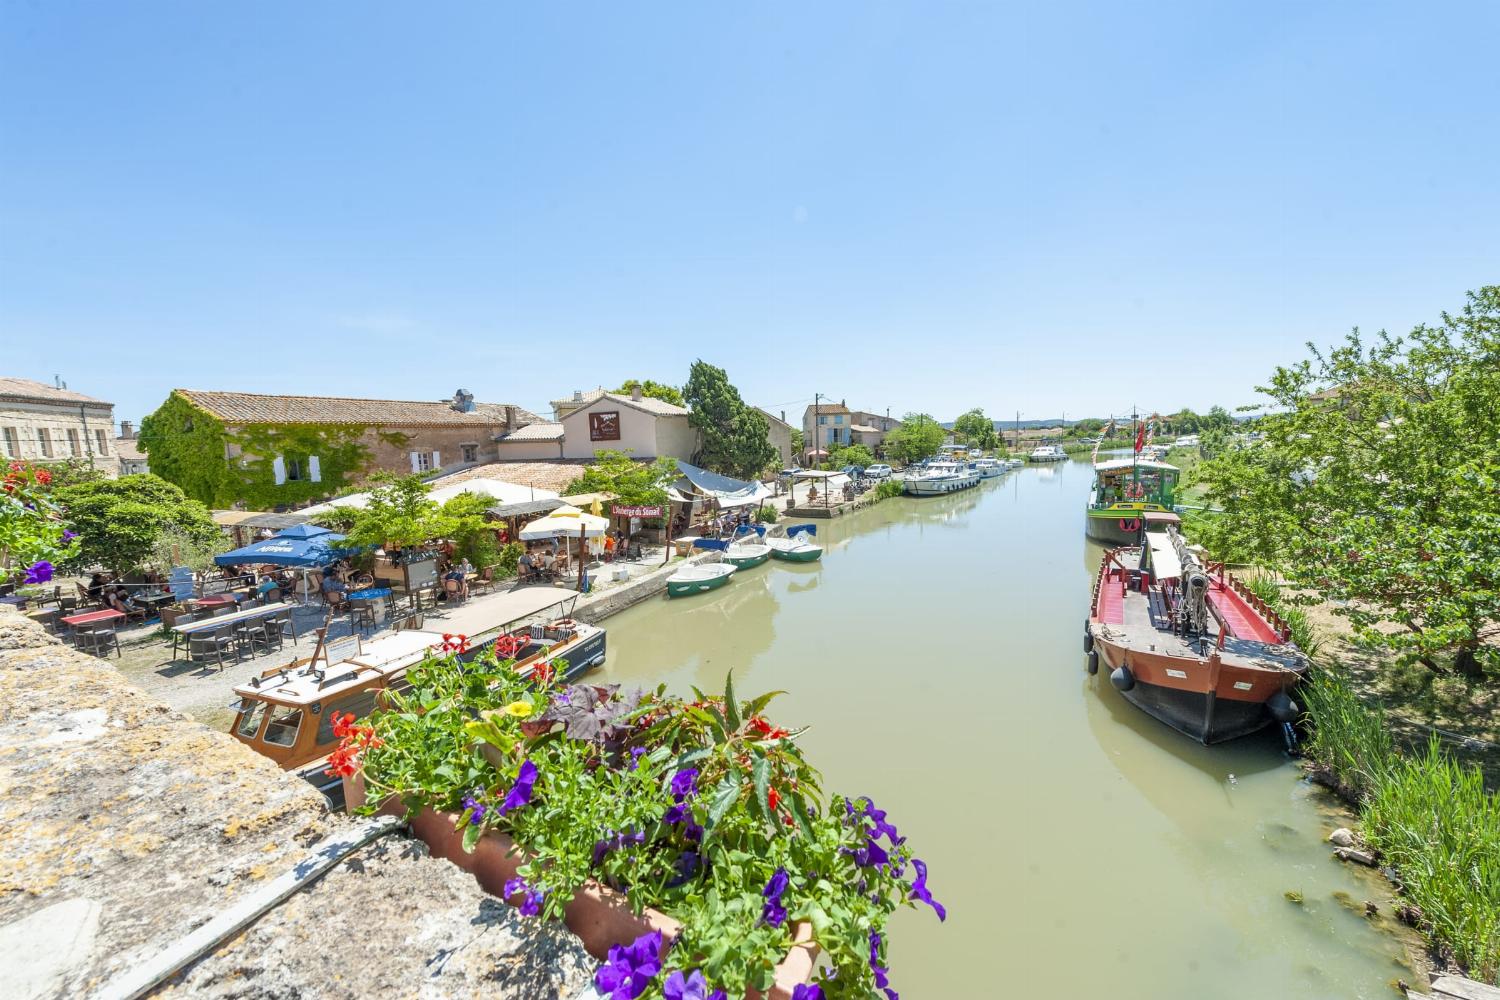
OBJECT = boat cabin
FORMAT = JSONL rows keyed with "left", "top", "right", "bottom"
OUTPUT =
{"left": 1089, "top": 459, "right": 1179, "bottom": 508}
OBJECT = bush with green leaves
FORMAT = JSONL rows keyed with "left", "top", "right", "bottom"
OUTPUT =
{"left": 1, "top": 462, "right": 81, "bottom": 586}
{"left": 355, "top": 651, "right": 943, "bottom": 999}
{"left": 752, "top": 505, "right": 779, "bottom": 524}
{"left": 55, "top": 474, "right": 218, "bottom": 575}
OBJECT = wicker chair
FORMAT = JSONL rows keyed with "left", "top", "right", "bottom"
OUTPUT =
{"left": 189, "top": 625, "right": 238, "bottom": 670}
{"left": 74, "top": 624, "right": 122, "bottom": 659}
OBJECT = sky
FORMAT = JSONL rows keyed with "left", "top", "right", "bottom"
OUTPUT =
{"left": 3, "top": 1, "right": 1497, "bottom": 429}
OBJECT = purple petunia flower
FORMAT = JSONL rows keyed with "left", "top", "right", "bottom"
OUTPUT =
{"left": 630, "top": 746, "right": 647, "bottom": 770}
{"left": 503, "top": 876, "right": 545, "bottom": 917}
{"left": 661, "top": 968, "right": 726, "bottom": 1000}
{"left": 594, "top": 929, "right": 664, "bottom": 999}
{"left": 462, "top": 791, "right": 487, "bottom": 825}
{"left": 62, "top": 529, "right": 78, "bottom": 542}
{"left": 497, "top": 759, "right": 538, "bottom": 816}
{"left": 667, "top": 849, "right": 700, "bottom": 888}
{"left": 863, "top": 802, "right": 900, "bottom": 844}
{"left": 790, "top": 985, "right": 824, "bottom": 1000}
{"left": 593, "top": 829, "right": 646, "bottom": 867}
{"left": 23, "top": 560, "right": 53, "bottom": 584}
{"left": 663, "top": 801, "right": 692, "bottom": 825}
{"left": 760, "top": 867, "right": 790, "bottom": 928}
{"left": 909, "top": 858, "right": 946, "bottom": 921}
{"left": 669, "top": 768, "right": 699, "bottom": 799}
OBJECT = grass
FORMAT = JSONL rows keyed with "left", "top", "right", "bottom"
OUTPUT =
{"left": 1247, "top": 577, "right": 1500, "bottom": 982}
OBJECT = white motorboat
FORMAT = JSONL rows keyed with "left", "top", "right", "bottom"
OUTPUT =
{"left": 973, "top": 457, "right": 1005, "bottom": 479}
{"left": 903, "top": 460, "right": 981, "bottom": 495}
{"left": 1027, "top": 445, "right": 1068, "bottom": 462}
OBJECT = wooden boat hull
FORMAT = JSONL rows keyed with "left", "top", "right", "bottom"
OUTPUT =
{"left": 768, "top": 545, "right": 822, "bottom": 563}
{"left": 1085, "top": 504, "right": 1170, "bottom": 545}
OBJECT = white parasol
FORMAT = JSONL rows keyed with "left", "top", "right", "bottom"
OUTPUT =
{"left": 518, "top": 505, "right": 610, "bottom": 540}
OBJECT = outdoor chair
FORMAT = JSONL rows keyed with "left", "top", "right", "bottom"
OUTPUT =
{"left": 470, "top": 568, "right": 496, "bottom": 597}
{"left": 412, "top": 585, "right": 438, "bottom": 612}
{"left": 234, "top": 614, "right": 277, "bottom": 655}
{"left": 271, "top": 610, "right": 298, "bottom": 644}
{"left": 170, "top": 613, "right": 201, "bottom": 657}
{"left": 58, "top": 596, "right": 79, "bottom": 614}
{"left": 188, "top": 625, "right": 237, "bottom": 670}
{"left": 443, "top": 579, "right": 465, "bottom": 604}
{"left": 349, "top": 600, "right": 377, "bottom": 632}
{"left": 37, "top": 586, "right": 64, "bottom": 610}
{"left": 74, "top": 623, "right": 122, "bottom": 659}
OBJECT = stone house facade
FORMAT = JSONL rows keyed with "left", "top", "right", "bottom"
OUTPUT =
{"left": 756, "top": 408, "right": 795, "bottom": 467}
{"left": 558, "top": 388, "right": 695, "bottom": 461}
{"left": 0, "top": 376, "right": 116, "bottom": 474}
{"left": 801, "top": 400, "right": 852, "bottom": 458}
{"left": 115, "top": 420, "right": 149, "bottom": 476}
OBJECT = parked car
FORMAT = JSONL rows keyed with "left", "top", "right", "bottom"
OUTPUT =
{"left": 865, "top": 463, "right": 893, "bottom": 479}
{"left": 840, "top": 464, "right": 865, "bottom": 479}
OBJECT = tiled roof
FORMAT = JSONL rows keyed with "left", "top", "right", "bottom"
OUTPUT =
{"left": 802, "top": 402, "right": 851, "bottom": 417}
{"left": 756, "top": 407, "right": 792, "bottom": 429}
{"left": 0, "top": 377, "right": 111, "bottom": 407}
{"left": 569, "top": 392, "right": 689, "bottom": 417}
{"left": 434, "top": 460, "right": 594, "bottom": 493}
{"left": 174, "top": 389, "right": 533, "bottom": 427}
{"left": 549, "top": 389, "right": 608, "bottom": 415}
{"left": 497, "top": 421, "right": 565, "bottom": 442}
{"left": 115, "top": 438, "right": 147, "bottom": 461}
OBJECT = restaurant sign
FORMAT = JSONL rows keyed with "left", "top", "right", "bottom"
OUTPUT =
{"left": 611, "top": 504, "right": 663, "bottom": 518}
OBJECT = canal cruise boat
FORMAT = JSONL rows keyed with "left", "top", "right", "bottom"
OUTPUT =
{"left": 1086, "top": 527, "right": 1306, "bottom": 744}
{"left": 229, "top": 617, "right": 606, "bottom": 796}
{"left": 1085, "top": 458, "right": 1181, "bottom": 545}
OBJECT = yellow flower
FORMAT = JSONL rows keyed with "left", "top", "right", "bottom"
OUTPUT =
{"left": 503, "top": 700, "right": 534, "bottom": 719}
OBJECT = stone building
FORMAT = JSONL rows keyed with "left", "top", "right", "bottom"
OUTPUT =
{"left": 756, "top": 407, "right": 796, "bottom": 467}
{"left": 497, "top": 386, "right": 697, "bottom": 463}
{"left": 138, "top": 388, "right": 542, "bottom": 508}
{"left": 848, "top": 409, "right": 901, "bottom": 454}
{"left": 801, "top": 399, "right": 852, "bottom": 459}
{"left": 114, "top": 420, "right": 149, "bottom": 476}
{"left": 0, "top": 376, "right": 116, "bottom": 474}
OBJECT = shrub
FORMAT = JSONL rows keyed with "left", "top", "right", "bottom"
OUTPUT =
{"left": 752, "top": 504, "right": 779, "bottom": 524}
{"left": 874, "top": 479, "right": 903, "bottom": 500}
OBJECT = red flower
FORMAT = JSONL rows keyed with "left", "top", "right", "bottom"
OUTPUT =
{"left": 324, "top": 713, "right": 380, "bottom": 777}
{"left": 747, "top": 715, "right": 789, "bottom": 739}
{"left": 33, "top": 468, "right": 51, "bottom": 485}
{"left": 767, "top": 787, "right": 781, "bottom": 812}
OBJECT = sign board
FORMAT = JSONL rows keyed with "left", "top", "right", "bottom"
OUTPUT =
{"left": 168, "top": 567, "right": 196, "bottom": 601}
{"left": 611, "top": 504, "right": 663, "bottom": 518}
{"left": 402, "top": 557, "right": 440, "bottom": 593}
{"left": 322, "top": 634, "right": 361, "bottom": 667}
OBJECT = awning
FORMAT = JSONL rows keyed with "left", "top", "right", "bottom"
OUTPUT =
{"left": 489, "top": 498, "right": 566, "bottom": 519}
{"left": 211, "top": 510, "right": 313, "bottom": 531}
{"left": 1147, "top": 533, "right": 1183, "bottom": 580}
{"left": 674, "top": 460, "right": 772, "bottom": 508}
{"left": 518, "top": 505, "right": 610, "bottom": 540}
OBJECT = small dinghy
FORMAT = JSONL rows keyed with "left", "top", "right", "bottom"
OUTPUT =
{"left": 723, "top": 525, "right": 772, "bottom": 569}
{"left": 765, "top": 523, "right": 823, "bottom": 563}
{"left": 668, "top": 539, "right": 737, "bottom": 597}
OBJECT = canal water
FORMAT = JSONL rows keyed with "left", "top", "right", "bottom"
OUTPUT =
{"left": 599, "top": 459, "right": 1416, "bottom": 998}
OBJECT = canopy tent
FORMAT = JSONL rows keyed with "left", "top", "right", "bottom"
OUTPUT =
{"left": 301, "top": 477, "right": 560, "bottom": 516}
{"left": 211, "top": 510, "right": 313, "bottom": 531}
{"left": 213, "top": 523, "right": 352, "bottom": 568}
{"left": 518, "top": 505, "right": 610, "bottom": 540}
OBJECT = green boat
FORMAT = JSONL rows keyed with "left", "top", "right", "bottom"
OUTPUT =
{"left": 1085, "top": 458, "right": 1180, "bottom": 545}
{"left": 666, "top": 562, "right": 736, "bottom": 597}
{"left": 723, "top": 542, "right": 772, "bottom": 569}
{"left": 765, "top": 524, "right": 823, "bottom": 563}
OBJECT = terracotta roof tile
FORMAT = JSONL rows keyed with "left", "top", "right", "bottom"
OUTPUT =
{"left": 497, "top": 422, "right": 565, "bottom": 442}
{"left": 435, "top": 460, "right": 593, "bottom": 493}
{"left": 174, "top": 389, "right": 535, "bottom": 427}
{"left": 0, "top": 376, "right": 111, "bottom": 406}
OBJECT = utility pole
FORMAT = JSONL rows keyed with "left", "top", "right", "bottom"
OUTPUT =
{"left": 813, "top": 393, "right": 822, "bottom": 465}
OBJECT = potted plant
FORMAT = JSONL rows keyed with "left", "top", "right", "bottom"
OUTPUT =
{"left": 340, "top": 646, "right": 942, "bottom": 1000}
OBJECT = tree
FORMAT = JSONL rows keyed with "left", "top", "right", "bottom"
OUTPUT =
{"left": 324, "top": 474, "right": 448, "bottom": 552}
{"left": 1194, "top": 286, "right": 1500, "bottom": 679}
{"left": 564, "top": 450, "right": 679, "bottom": 508}
{"left": 791, "top": 429, "right": 806, "bottom": 459}
{"left": 56, "top": 474, "right": 220, "bottom": 575}
{"left": 825, "top": 444, "right": 876, "bottom": 470}
{"left": 616, "top": 379, "right": 685, "bottom": 408}
{"left": 683, "top": 361, "right": 777, "bottom": 480}
{"left": 952, "top": 409, "right": 997, "bottom": 450}
{"left": 884, "top": 413, "right": 945, "bottom": 464}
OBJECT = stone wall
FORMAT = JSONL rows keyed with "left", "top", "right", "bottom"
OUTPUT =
{"left": 0, "top": 399, "right": 116, "bottom": 471}
{"left": 0, "top": 609, "right": 594, "bottom": 1000}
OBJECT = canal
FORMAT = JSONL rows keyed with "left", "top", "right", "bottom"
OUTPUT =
{"left": 598, "top": 459, "right": 1416, "bottom": 998}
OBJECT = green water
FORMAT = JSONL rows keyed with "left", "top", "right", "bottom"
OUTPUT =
{"left": 597, "top": 460, "right": 1415, "bottom": 998}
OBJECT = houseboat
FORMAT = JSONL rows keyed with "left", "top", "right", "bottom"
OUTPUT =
{"left": 903, "top": 460, "right": 980, "bottom": 495}
{"left": 1085, "top": 458, "right": 1180, "bottom": 545}
{"left": 1086, "top": 528, "right": 1306, "bottom": 743}
{"left": 1027, "top": 444, "right": 1068, "bottom": 462}
{"left": 229, "top": 618, "right": 606, "bottom": 795}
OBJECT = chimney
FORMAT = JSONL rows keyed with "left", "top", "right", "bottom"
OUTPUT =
{"left": 505, "top": 404, "right": 518, "bottom": 429}
{"left": 780, "top": 410, "right": 786, "bottom": 423}
{"left": 573, "top": 390, "right": 583, "bottom": 401}
{"left": 119, "top": 420, "right": 135, "bottom": 439}
{"left": 631, "top": 385, "right": 644, "bottom": 402}
{"left": 841, "top": 399, "right": 846, "bottom": 408}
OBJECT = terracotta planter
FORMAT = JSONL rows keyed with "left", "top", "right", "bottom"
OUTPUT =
{"left": 344, "top": 772, "right": 818, "bottom": 998}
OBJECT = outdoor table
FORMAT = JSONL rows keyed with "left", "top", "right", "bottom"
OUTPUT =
{"left": 26, "top": 608, "right": 60, "bottom": 631}
{"left": 61, "top": 609, "right": 125, "bottom": 630}
{"left": 191, "top": 594, "right": 241, "bottom": 610}
{"left": 172, "top": 601, "right": 289, "bottom": 636}
{"left": 0, "top": 595, "right": 28, "bottom": 608}
{"left": 347, "top": 587, "right": 392, "bottom": 625}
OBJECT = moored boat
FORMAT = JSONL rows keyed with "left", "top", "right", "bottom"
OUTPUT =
{"left": 229, "top": 617, "right": 606, "bottom": 793}
{"left": 666, "top": 561, "right": 737, "bottom": 596}
{"left": 1027, "top": 444, "right": 1068, "bottom": 462}
{"left": 1085, "top": 458, "right": 1180, "bottom": 545}
{"left": 903, "top": 460, "right": 980, "bottom": 495}
{"left": 723, "top": 528, "right": 772, "bottom": 570}
{"left": 973, "top": 457, "right": 1005, "bottom": 479}
{"left": 1086, "top": 528, "right": 1306, "bottom": 743}
{"left": 765, "top": 523, "right": 823, "bottom": 562}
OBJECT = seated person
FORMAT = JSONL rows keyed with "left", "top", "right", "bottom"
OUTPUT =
{"left": 540, "top": 549, "right": 557, "bottom": 576}
{"left": 518, "top": 551, "right": 537, "bottom": 581}
{"left": 256, "top": 575, "right": 280, "bottom": 600}
{"left": 443, "top": 562, "right": 468, "bottom": 599}
{"left": 320, "top": 570, "right": 348, "bottom": 605}
{"left": 86, "top": 572, "right": 109, "bottom": 601}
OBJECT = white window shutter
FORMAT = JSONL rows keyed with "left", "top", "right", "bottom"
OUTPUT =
{"left": 272, "top": 456, "right": 286, "bottom": 485}
{"left": 431, "top": 450, "right": 440, "bottom": 469}
{"left": 410, "top": 451, "right": 420, "bottom": 473}
{"left": 309, "top": 456, "right": 321, "bottom": 482}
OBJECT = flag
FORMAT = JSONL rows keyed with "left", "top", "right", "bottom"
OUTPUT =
{"left": 1134, "top": 422, "right": 1146, "bottom": 453}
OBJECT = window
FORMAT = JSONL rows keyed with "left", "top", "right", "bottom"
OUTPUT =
{"left": 817, "top": 416, "right": 826, "bottom": 425}
{"left": 67, "top": 428, "right": 81, "bottom": 455}
{"left": 37, "top": 428, "right": 53, "bottom": 458}
{"left": 1, "top": 427, "right": 17, "bottom": 457}
{"left": 461, "top": 443, "right": 478, "bottom": 463}
{"left": 834, "top": 415, "right": 843, "bottom": 424}
{"left": 236, "top": 702, "right": 268, "bottom": 739}
{"left": 415, "top": 451, "right": 432, "bottom": 472}
{"left": 95, "top": 429, "right": 108, "bottom": 454}
{"left": 589, "top": 411, "right": 621, "bottom": 442}
{"left": 286, "top": 458, "right": 303, "bottom": 481}
{"left": 263, "top": 706, "right": 304, "bottom": 747}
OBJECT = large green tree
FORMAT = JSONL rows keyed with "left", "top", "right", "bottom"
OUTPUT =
{"left": 952, "top": 408, "right": 998, "bottom": 450}
{"left": 1195, "top": 286, "right": 1500, "bottom": 679}
{"left": 883, "top": 413, "right": 945, "bottom": 464}
{"left": 683, "top": 361, "right": 777, "bottom": 480}
{"left": 57, "top": 474, "right": 222, "bottom": 574}
{"left": 615, "top": 379, "right": 685, "bottom": 408}
{"left": 565, "top": 450, "right": 679, "bottom": 507}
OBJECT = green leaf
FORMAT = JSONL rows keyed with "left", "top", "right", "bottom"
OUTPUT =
{"left": 461, "top": 820, "right": 482, "bottom": 853}
{"left": 704, "top": 773, "right": 741, "bottom": 835}
{"left": 751, "top": 753, "right": 771, "bottom": 823}
{"left": 723, "top": 670, "right": 741, "bottom": 730}
{"left": 704, "top": 705, "right": 729, "bottom": 745}
{"left": 745, "top": 690, "right": 786, "bottom": 718}
{"left": 789, "top": 794, "right": 816, "bottom": 840}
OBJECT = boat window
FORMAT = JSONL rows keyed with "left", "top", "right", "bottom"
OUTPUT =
{"left": 263, "top": 706, "right": 304, "bottom": 747}
{"left": 315, "top": 690, "right": 379, "bottom": 746}
{"left": 236, "top": 702, "right": 268, "bottom": 739}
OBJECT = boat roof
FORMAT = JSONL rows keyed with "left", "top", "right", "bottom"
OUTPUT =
{"left": 1093, "top": 458, "right": 1180, "bottom": 472}
{"left": 233, "top": 630, "right": 448, "bottom": 706}
{"left": 1144, "top": 510, "right": 1182, "bottom": 524}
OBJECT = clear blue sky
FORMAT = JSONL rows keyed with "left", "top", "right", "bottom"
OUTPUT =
{"left": 3, "top": 2, "right": 1497, "bottom": 428}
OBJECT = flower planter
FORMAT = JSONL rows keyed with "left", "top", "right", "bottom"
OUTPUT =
{"left": 345, "top": 772, "right": 817, "bottom": 999}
